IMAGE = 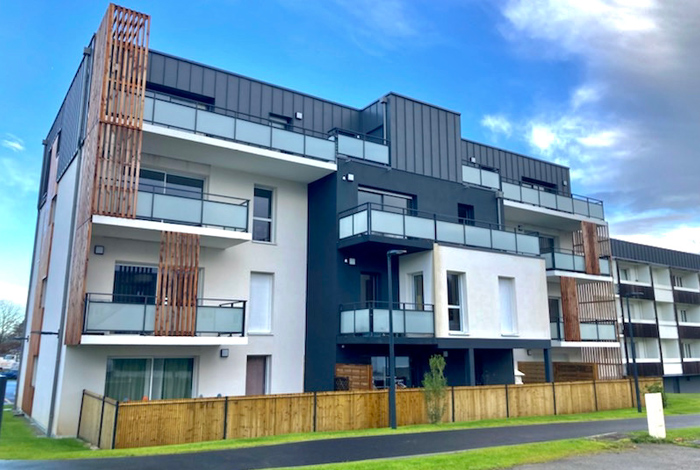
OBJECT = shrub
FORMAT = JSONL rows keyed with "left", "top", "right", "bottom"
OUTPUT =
{"left": 644, "top": 381, "right": 667, "bottom": 408}
{"left": 422, "top": 354, "right": 448, "bottom": 424}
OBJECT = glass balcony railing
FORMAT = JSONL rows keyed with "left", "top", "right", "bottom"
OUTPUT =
{"left": 135, "top": 183, "right": 249, "bottom": 231}
{"left": 542, "top": 249, "right": 611, "bottom": 276}
{"left": 550, "top": 318, "right": 618, "bottom": 342}
{"left": 461, "top": 164, "right": 605, "bottom": 220}
{"left": 338, "top": 203, "right": 541, "bottom": 256}
{"left": 333, "top": 129, "right": 390, "bottom": 165}
{"left": 143, "top": 94, "right": 389, "bottom": 165}
{"left": 83, "top": 294, "right": 246, "bottom": 336}
{"left": 340, "top": 301, "right": 434, "bottom": 336}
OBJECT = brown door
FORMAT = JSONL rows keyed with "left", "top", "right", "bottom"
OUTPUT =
{"left": 245, "top": 356, "right": 267, "bottom": 395}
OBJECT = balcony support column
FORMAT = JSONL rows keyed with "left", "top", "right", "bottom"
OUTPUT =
{"left": 467, "top": 348, "right": 476, "bottom": 386}
{"left": 543, "top": 348, "right": 554, "bottom": 383}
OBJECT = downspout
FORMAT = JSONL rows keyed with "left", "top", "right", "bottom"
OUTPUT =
{"left": 380, "top": 96, "right": 388, "bottom": 141}
{"left": 46, "top": 42, "right": 93, "bottom": 437}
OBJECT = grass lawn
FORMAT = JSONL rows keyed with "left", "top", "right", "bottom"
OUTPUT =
{"left": 630, "top": 426, "right": 700, "bottom": 448}
{"left": 0, "top": 393, "right": 698, "bottom": 461}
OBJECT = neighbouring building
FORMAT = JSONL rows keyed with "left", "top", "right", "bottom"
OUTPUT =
{"left": 611, "top": 239, "right": 700, "bottom": 393}
{"left": 19, "top": 4, "right": 626, "bottom": 437}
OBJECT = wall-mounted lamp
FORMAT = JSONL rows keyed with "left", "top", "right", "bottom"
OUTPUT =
{"left": 342, "top": 173, "right": 355, "bottom": 182}
{"left": 562, "top": 181, "right": 568, "bottom": 186}
{"left": 94, "top": 245, "right": 105, "bottom": 255}
{"left": 220, "top": 348, "right": 229, "bottom": 358}
{"left": 442, "top": 351, "right": 449, "bottom": 357}
{"left": 295, "top": 112, "right": 303, "bottom": 120}
{"left": 344, "top": 258, "right": 356, "bottom": 266}
{"left": 469, "top": 157, "right": 477, "bottom": 163}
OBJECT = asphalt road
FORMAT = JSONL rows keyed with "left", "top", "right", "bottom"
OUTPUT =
{"left": 514, "top": 443, "right": 700, "bottom": 469}
{"left": 1, "top": 414, "right": 699, "bottom": 470}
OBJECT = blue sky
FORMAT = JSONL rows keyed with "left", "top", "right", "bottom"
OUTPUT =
{"left": 1, "top": 0, "right": 699, "bottom": 305}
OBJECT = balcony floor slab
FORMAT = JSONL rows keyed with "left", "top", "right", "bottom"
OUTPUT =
{"left": 80, "top": 334, "right": 248, "bottom": 346}
{"left": 92, "top": 215, "right": 251, "bottom": 249}
{"left": 547, "top": 270, "right": 614, "bottom": 283}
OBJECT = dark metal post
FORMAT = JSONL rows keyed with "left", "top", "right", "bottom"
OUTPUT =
{"left": 0, "top": 375, "right": 6, "bottom": 438}
{"left": 544, "top": 348, "right": 553, "bottom": 383}
{"left": 625, "top": 293, "right": 643, "bottom": 413}
{"left": 387, "top": 249, "right": 406, "bottom": 430}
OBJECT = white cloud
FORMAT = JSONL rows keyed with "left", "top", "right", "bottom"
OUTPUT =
{"left": 577, "top": 130, "right": 619, "bottom": 147}
{"left": 529, "top": 125, "right": 559, "bottom": 152}
{"left": 481, "top": 114, "right": 512, "bottom": 137}
{"left": 614, "top": 226, "right": 700, "bottom": 254}
{"left": 1, "top": 158, "right": 37, "bottom": 193}
{"left": 571, "top": 86, "right": 601, "bottom": 109}
{"left": 0, "top": 281, "right": 28, "bottom": 308}
{"left": 2, "top": 134, "right": 25, "bottom": 152}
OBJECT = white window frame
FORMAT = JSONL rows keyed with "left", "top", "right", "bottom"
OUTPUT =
{"left": 248, "top": 272, "right": 274, "bottom": 335}
{"left": 499, "top": 277, "right": 518, "bottom": 336}
{"left": 683, "top": 343, "right": 693, "bottom": 359}
{"left": 252, "top": 186, "right": 275, "bottom": 243}
{"left": 447, "top": 272, "right": 467, "bottom": 334}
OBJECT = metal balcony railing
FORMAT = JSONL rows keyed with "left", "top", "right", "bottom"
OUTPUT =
{"left": 135, "top": 183, "right": 249, "bottom": 231}
{"left": 339, "top": 301, "right": 435, "bottom": 336}
{"left": 461, "top": 163, "right": 605, "bottom": 220}
{"left": 338, "top": 202, "right": 541, "bottom": 256}
{"left": 83, "top": 293, "right": 246, "bottom": 336}
{"left": 331, "top": 128, "right": 389, "bottom": 165}
{"left": 541, "top": 248, "right": 611, "bottom": 275}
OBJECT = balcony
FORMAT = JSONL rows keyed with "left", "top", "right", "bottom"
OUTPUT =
{"left": 338, "top": 203, "right": 541, "bottom": 256}
{"left": 81, "top": 294, "right": 247, "bottom": 346}
{"left": 461, "top": 164, "right": 605, "bottom": 221}
{"left": 92, "top": 184, "right": 251, "bottom": 249}
{"left": 542, "top": 249, "right": 611, "bottom": 276}
{"left": 340, "top": 301, "right": 435, "bottom": 337}
{"left": 551, "top": 319, "right": 618, "bottom": 342}
{"left": 143, "top": 94, "right": 389, "bottom": 166}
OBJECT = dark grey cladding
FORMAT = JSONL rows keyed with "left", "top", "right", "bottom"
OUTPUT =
{"left": 611, "top": 239, "right": 700, "bottom": 271}
{"left": 461, "top": 139, "right": 571, "bottom": 193}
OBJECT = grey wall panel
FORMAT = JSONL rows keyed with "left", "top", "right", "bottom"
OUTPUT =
{"left": 460, "top": 139, "right": 571, "bottom": 193}
{"left": 359, "top": 100, "right": 383, "bottom": 136}
{"left": 611, "top": 239, "right": 700, "bottom": 271}
{"left": 146, "top": 51, "right": 362, "bottom": 137}
{"left": 56, "top": 56, "right": 89, "bottom": 181}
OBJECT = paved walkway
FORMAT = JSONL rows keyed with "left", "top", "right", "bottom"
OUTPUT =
{"left": 514, "top": 443, "right": 700, "bottom": 469}
{"left": 2, "top": 414, "right": 700, "bottom": 470}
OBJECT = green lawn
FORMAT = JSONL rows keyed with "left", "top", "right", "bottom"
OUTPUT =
{"left": 630, "top": 426, "right": 700, "bottom": 447}
{"left": 1, "top": 393, "right": 698, "bottom": 461}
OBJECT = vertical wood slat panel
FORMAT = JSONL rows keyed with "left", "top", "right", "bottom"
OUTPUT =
{"left": 560, "top": 277, "right": 581, "bottom": 341}
{"left": 156, "top": 232, "right": 200, "bottom": 336}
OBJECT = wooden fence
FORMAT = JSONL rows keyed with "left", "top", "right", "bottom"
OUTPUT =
{"left": 78, "top": 377, "right": 660, "bottom": 449}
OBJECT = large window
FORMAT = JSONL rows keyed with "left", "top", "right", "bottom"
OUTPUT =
{"left": 113, "top": 264, "right": 158, "bottom": 304}
{"left": 360, "top": 273, "right": 379, "bottom": 305}
{"left": 249, "top": 273, "right": 273, "bottom": 334}
{"left": 412, "top": 273, "right": 424, "bottom": 309}
{"left": 458, "top": 204, "right": 475, "bottom": 226}
{"left": 139, "top": 169, "right": 204, "bottom": 199}
{"left": 358, "top": 187, "right": 414, "bottom": 212}
{"left": 371, "top": 356, "right": 411, "bottom": 388}
{"left": 105, "top": 358, "right": 194, "bottom": 401}
{"left": 499, "top": 277, "right": 517, "bottom": 335}
{"left": 253, "top": 187, "right": 274, "bottom": 242}
{"left": 447, "top": 272, "right": 465, "bottom": 332}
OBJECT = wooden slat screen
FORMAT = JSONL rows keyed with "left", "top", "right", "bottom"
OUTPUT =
{"left": 577, "top": 281, "right": 617, "bottom": 322}
{"left": 156, "top": 232, "right": 200, "bottom": 336}
{"left": 582, "top": 347, "right": 623, "bottom": 380}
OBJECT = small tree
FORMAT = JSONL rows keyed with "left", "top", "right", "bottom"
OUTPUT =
{"left": 422, "top": 354, "right": 447, "bottom": 424}
{"left": 0, "top": 300, "right": 23, "bottom": 353}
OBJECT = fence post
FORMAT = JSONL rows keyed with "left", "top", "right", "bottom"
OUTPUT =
{"left": 97, "top": 396, "right": 106, "bottom": 449}
{"left": 628, "top": 378, "right": 635, "bottom": 408}
{"left": 223, "top": 396, "right": 229, "bottom": 440}
{"left": 592, "top": 379, "right": 598, "bottom": 411}
{"left": 77, "top": 390, "right": 86, "bottom": 438}
{"left": 111, "top": 401, "right": 119, "bottom": 450}
{"left": 451, "top": 386, "right": 455, "bottom": 423}
{"left": 313, "top": 392, "right": 318, "bottom": 432}
{"left": 551, "top": 382, "right": 557, "bottom": 415}
{"left": 504, "top": 384, "right": 510, "bottom": 418}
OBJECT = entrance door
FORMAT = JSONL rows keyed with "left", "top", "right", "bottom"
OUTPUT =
{"left": 360, "top": 273, "right": 379, "bottom": 306}
{"left": 245, "top": 356, "right": 268, "bottom": 395}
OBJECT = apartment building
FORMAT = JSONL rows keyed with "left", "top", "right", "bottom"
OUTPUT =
{"left": 611, "top": 239, "right": 700, "bottom": 392}
{"left": 19, "top": 4, "right": 622, "bottom": 437}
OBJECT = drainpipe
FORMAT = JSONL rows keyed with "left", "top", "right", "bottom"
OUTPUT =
{"left": 380, "top": 96, "right": 388, "bottom": 141}
{"left": 46, "top": 42, "right": 93, "bottom": 437}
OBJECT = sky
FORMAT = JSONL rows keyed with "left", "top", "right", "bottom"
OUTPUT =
{"left": 1, "top": 0, "right": 699, "bottom": 306}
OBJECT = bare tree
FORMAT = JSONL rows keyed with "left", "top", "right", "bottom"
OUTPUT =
{"left": 0, "top": 300, "right": 23, "bottom": 353}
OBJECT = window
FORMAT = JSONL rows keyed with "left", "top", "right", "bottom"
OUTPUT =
{"left": 358, "top": 187, "right": 414, "bottom": 213}
{"left": 458, "top": 204, "right": 475, "bottom": 226}
{"left": 447, "top": 272, "right": 465, "bottom": 332}
{"left": 539, "top": 236, "right": 555, "bottom": 253}
{"left": 499, "top": 277, "right": 517, "bottom": 335}
{"left": 105, "top": 358, "right": 194, "bottom": 401}
{"left": 672, "top": 274, "right": 683, "bottom": 288}
{"left": 521, "top": 176, "right": 558, "bottom": 193}
{"left": 113, "top": 264, "right": 158, "bottom": 304}
{"left": 360, "top": 273, "right": 379, "bottom": 305}
{"left": 253, "top": 187, "right": 274, "bottom": 242}
{"left": 246, "top": 356, "right": 269, "bottom": 395}
{"left": 371, "top": 356, "right": 411, "bottom": 388}
{"left": 620, "top": 268, "right": 631, "bottom": 282}
{"left": 412, "top": 273, "right": 424, "bottom": 309}
{"left": 139, "top": 169, "right": 204, "bottom": 199}
{"left": 683, "top": 343, "right": 693, "bottom": 359}
{"left": 680, "top": 309, "right": 688, "bottom": 323}
{"left": 269, "top": 113, "right": 291, "bottom": 130}
{"left": 249, "top": 273, "right": 273, "bottom": 333}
